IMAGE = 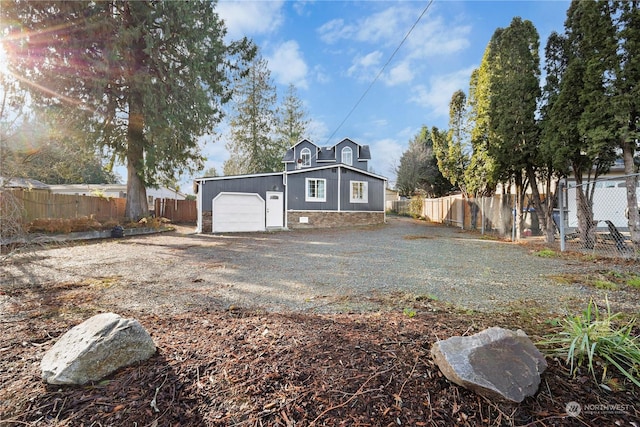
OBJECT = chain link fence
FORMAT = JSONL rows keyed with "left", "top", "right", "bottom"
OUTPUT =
{"left": 389, "top": 176, "right": 640, "bottom": 260}
{"left": 558, "top": 174, "right": 639, "bottom": 259}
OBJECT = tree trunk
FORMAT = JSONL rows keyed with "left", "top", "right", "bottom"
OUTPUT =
{"left": 544, "top": 178, "right": 558, "bottom": 243}
{"left": 514, "top": 175, "right": 525, "bottom": 241}
{"left": 526, "top": 165, "right": 558, "bottom": 243}
{"left": 575, "top": 176, "right": 596, "bottom": 249}
{"left": 125, "top": 95, "right": 148, "bottom": 220}
{"left": 525, "top": 165, "right": 554, "bottom": 242}
{"left": 123, "top": 3, "right": 148, "bottom": 221}
{"left": 468, "top": 197, "right": 478, "bottom": 229}
{"left": 622, "top": 138, "right": 639, "bottom": 247}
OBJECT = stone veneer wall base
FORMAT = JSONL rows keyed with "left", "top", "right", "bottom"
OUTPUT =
{"left": 201, "top": 210, "right": 384, "bottom": 232}
{"left": 287, "top": 211, "right": 384, "bottom": 229}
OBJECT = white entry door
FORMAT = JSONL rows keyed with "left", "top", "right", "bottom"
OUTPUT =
{"left": 265, "top": 191, "right": 284, "bottom": 228}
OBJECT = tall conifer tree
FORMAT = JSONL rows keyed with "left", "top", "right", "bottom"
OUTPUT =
{"left": 223, "top": 55, "right": 279, "bottom": 175}
{"left": 613, "top": 0, "right": 640, "bottom": 245}
{"left": 2, "top": 1, "right": 255, "bottom": 218}
{"left": 545, "top": 0, "right": 618, "bottom": 247}
{"left": 276, "top": 84, "right": 309, "bottom": 150}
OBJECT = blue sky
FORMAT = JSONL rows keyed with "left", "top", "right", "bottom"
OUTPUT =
{"left": 194, "top": 0, "right": 572, "bottom": 191}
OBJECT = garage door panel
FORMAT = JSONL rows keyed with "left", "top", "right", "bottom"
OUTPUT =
{"left": 212, "top": 193, "right": 265, "bottom": 232}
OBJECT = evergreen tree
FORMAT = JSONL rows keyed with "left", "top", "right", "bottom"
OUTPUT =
{"left": 0, "top": 40, "right": 30, "bottom": 182}
{"left": 2, "top": 1, "right": 255, "bottom": 218}
{"left": 544, "top": 0, "right": 618, "bottom": 247}
{"left": 202, "top": 166, "right": 220, "bottom": 178}
{"left": 466, "top": 48, "right": 498, "bottom": 198}
{"left": 395, "top": 126, "right": 450, "bottom": 198}
{"left": 539, "top": 31, "right": 571, "bottom": 241}
{"left": 613, "top": 0, "right": 640, "bottom": 245}
{"left": 4, "top": 115, "right": 119, "bottom": 184}
{"left": 432, "top": 90, "right": 470, "bottom": 197}
{"left": 276, "top": 84, "right": 309, "bottom": 149}
{"left": 223, "top": 55, "right": 279, "bottom": 175}
{"left": 488, "top": 17, "right": 542, "bottom": 238}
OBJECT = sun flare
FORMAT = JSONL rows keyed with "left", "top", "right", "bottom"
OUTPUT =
{"left": 0, "top": 41, "right": 9, "bottom": 76}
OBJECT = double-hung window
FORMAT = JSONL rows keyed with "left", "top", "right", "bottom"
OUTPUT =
{"left": 306, "top": 178, "right": 326, "bottom": 202}
{"left": 350, "top": 181, "right": 368, "bottom": 203}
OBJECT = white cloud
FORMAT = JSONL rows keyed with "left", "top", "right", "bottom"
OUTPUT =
{"left": 313, "top": 64, "right": 331, "bottom": 84}
{"left": 386, "top": 61, "right": 414, "bottom": 86}
{"left": 317, "top": 18, "right": 356, "bottom": 44}
{"left": 199, "top": 130, "right": 230, "bottom": 174}
{"left": 371, "top": 118, "right": 388, "bottom": 128}
{"left": 360, "top": 51, "right": 382, "bottom": 68}
{"left": 318, "top": 4, "right": 471, "bottom": 87}
{"left": 306, "top": 118, "right": 330, "bottom": 143}
{"left": 318, "top": 6, "right": 413, "bottom": 47}
{"left": 409, "top": 66, "right": 476, "bottom": 118}
{"left": 347, "top": 50, "right": 382, "bottom": 81}
{"left": 292, "top": 0, "right": 313, "bottom": 16}
{"left": 316, "top": 3, "right": 470, "bottom": 54}
{"left": 369, "top": 138, "right": 404, "bottom": 178}
{"left": 405, "top": 15, "right": 471, "bottom": 59}
{"left": 267, "top": 40, "right": 309, "bottom": 89}
{"left": 356, "top": 6, "right": 415, "bottom": 45}
{"left": 216, "top": 1, "right": 285, "bottom": 39}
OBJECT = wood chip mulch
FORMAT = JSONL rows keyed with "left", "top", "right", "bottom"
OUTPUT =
{"left": 1, "top": 302, "right": 639, "bottom": 427}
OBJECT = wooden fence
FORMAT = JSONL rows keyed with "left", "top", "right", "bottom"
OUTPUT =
{"left": 154, "top": 198, "right": 197, "bottom": 223}
{"left": 1, "top": 189, "right": 126, "bottom": 222}
{"left": 390, "top": 194, "right": 516, "bottom": 236}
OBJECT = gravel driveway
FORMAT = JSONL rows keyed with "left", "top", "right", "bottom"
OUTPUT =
{"left": 1, "top": 216, "right": 633, "bottom": 316}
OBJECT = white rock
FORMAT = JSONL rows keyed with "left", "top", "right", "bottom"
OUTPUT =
{"left": 41, "top": 312, "right": 156, "bottom": 385}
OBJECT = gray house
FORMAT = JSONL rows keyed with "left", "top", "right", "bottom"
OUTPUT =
{"left": 195, "top": 138, "right": 387, "bottom": 233}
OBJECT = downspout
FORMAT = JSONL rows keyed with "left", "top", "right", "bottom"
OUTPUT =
{"left": 384, "top": 179, "right": 388, "bottom": 223}
{"left": 196, "top": 180, "right": 203, "bottom": 233}
{"left": 337, "top": 166, "right": 341, "bottom": 212}
{"left": 283, "top": 171, "right": 288, "bottom": 229}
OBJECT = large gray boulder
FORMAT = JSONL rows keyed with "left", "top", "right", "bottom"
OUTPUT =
{"left": 431, "top": 327, "right": 547, "bottom": 402}
{"left": 41, "top": 312, "right": 156, "bottom": 385}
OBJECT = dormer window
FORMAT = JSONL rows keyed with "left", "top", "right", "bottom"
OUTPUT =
{"left": 300, "top": 148, "right": 311, "bottom": 167}
{"left": 342, "top": 147, "right": 353, "bottom": 166}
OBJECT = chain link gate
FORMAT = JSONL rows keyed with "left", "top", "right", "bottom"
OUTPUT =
{"left": 558, "top": 174, "right": 639, "bottom": 259}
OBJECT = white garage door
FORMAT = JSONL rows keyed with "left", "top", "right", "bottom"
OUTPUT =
{"left": 212, "top": 192, "right": 265, "bottom": 233}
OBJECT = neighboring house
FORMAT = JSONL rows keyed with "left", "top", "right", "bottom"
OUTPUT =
{"left": 48, "top": 184, "right": 186, "bottom": 212}
{"left": 194, "top": 138, "right": 387, "bottom": 233}
{"left": 0, "top": 177, "right": 51, "bottom": 191}
{"left": 385, "top": 188, "right": 400, "bottom": 211}
{"left": 565, "top": 159, "right": 639, "bottom": 229}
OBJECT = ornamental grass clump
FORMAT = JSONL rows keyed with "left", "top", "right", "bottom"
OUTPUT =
{"left": 539, "top": 297, "right": 640, "bottom": 388}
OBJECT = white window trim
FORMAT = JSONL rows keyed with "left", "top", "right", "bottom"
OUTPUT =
{"left": 305, "top": 178, "right": 326, "bottom": 202}
{"left": 350, "top": 180, "right": 368, "bottom": 203}
{"left": 300, "top": 148, "right": 311, "bottom": 167}
{"left": 342, "top": 147, "right": 353, "bottom": 166}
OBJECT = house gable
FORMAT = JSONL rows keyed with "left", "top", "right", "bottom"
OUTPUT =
{"left": 283, "top": 138, "right": 371, "bottom": 172}
{"left": 334, "top": 138, "right": 370, "bottom": 170}
{"left": 283, "top": 139, "right": 322, "bottom": 171}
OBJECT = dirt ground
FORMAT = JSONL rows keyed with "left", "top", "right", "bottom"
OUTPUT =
{"left": 1, "top": 221, "right": 639, "bottom": 426}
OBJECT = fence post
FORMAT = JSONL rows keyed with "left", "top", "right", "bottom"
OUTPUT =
{"left": 512, "top": 200, "right": 517, "bottom": 242}
{"left": 481, "top": 197, "right": 485, "bottom": 235}
{"left": 558, "top": 180, "right": 566, "bottom": 252}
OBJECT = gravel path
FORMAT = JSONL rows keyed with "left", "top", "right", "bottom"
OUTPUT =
{"left": 1, "top": 216, "right": 634, "bottom": 316}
